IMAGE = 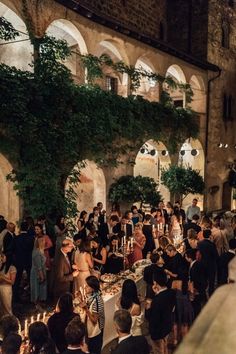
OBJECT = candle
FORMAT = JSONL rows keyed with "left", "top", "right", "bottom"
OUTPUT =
{"left": 160, "top": 223, "right": 163, "bottom": 230}
{"left": 157, "top": 224, "right": 160, "bottom": 231}
{"left": 30, "top": 316, "right": 34, "bottom": 324}
{"left": 18, "top": 322, "right": 21, "bottom": 335}
{"left": 131, "top": 237, "right": 134, "bottom": 248}
{"left": 121, "top": 237, "right": 124, "bottom": 247}
{"left": 80, "top": 286, "right": 84, "bottom": 301}
{"left": 42, "top": 312, "right": 46, "bottom": 323}
{"left": 116, "top": 240, "right": 118, "bottom": 252}
{"left": 37, "top": 313, "right": 40, "bottom": 321}
{"left": 24, "top": 319, "right": 28, "bottom": 338}
{"left": 124, "top": 224, "right": 127, "bottom": 236}
{"left": 166, "top": 224, "right": 168, "bottom": 232}
{"left": 127, "top": 240, "right": 130, "bottom": 251}
{"left": 124, "top": 236, "right": 126, "bottom": 244}
{"left": 152, "top": 224, "right": 155, "bottom": 230}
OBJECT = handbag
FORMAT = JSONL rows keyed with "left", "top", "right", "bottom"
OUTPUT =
{"left": 87, "top": 297, "right": 101, "bottom": 338}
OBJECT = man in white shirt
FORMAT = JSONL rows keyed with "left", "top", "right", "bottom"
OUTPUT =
{"left": 186, "top": 199, "right": 201, "bottom": 223}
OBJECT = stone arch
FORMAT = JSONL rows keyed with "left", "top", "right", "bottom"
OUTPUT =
{"left": 134, "top": 57, "right": 159, "bottom": 101}
{"left": 0, "top": 1, "right": 32, "bottom": 70}
{"left": 70, "top": 160, "right": 106, "bottom": 214}
{"left": 178, "top": 138, "right": 205, "bottom": 210}
{"left": 95, "top": 39, "right": 128, "bottom": 95}
{"left": 189, "top": 74, "right": 206, "bottom": 113}
{"left": 134, "top": 140, "right": 171, "bottom": 203}
{"left": 46, "top": 19, "right": 88, "bottom": 79}
{"left": 165, "top": 64, "right": 186, "bottom": 107}
{"left": 0, "top": 153, "right": 20, "bottom": 223}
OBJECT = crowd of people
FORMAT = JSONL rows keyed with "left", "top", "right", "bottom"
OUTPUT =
{"left": 0, "top": 198, "right": 236, "bottom": 354}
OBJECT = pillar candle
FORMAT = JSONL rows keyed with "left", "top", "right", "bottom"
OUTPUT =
{"left": 36, "top": 314, "right": 40, "bottom": 321}
{"left": 42, "top": 312, "right": 46, "bottom": 323}
{"left": 24, "top": 319, "right": 28, "bottom": 338}
{"left": 30, "top": 316, "right": 34, "bottom": 324}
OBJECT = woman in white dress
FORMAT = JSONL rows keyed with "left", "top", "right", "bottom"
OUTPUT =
{"left": 116, "top": 279, "right": 143, "bottom": 336}
{"left": 0, "top": 252, "right": 16, "bottom": 317}
{"left": 74, "top": 240, "right": 93, "bottom": 293}
{"left": 170, "top": 207, "right": 183, "bottom": 243}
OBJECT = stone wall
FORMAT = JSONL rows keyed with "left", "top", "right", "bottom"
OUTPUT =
{"left": 206, "top": 0, "right": 236, "bottom": 210}
{"left": 78, "top": 0, "right": 167, "bottom": 40}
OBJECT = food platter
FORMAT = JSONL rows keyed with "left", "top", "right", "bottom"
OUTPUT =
{"left": 100, "top": 273, "right": 117, "bottom": 283}
{"left": 132, "top": 259, "right": 152, "bottom": 269}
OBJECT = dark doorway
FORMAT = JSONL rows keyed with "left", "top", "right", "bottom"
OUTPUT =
{"left": 222, "top": 181, "right": 232, "bottom": 210}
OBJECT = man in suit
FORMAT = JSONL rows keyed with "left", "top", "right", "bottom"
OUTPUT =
{"left": 63, "top": 317, "right": 88, "bottom": 354}
{"left": 111, "top": 309, "right": 149, "bottom": 354}
{"left": 218, "top": 238, "right": 236, "bottom": 285}
{"left": 2, "top": 222, "right": 16, "bottom": 263}
{"left": 113, "top": 216, "right": 133, "bottom": 239}
{"left": 53, "top": 239, "right": 79, "bottom": 300}
{"left": 13, "top": 221, "right": 35, "bottom": 301}
{"left": 185, "top": 248, "right": 207, "bottom": 318}
{"left": 146, "top": 271, "right": 176, "bottom": 354}
{"left": 98, "top": 215, "right": 119, "bottom": 246}
{"left": 183, "top": 214, "right": 201, "bottom": 238}
{"left": 158, "top": 201, "right": 168, "bottom": 228}
{"left": 198, "top": 229, "right": 219, "bottom": 296}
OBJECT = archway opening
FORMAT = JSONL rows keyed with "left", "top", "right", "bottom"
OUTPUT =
{"left": 178, "top": 138, "right": 205, "bottom": 210}
{"left": 135, "top": 58, "right": 159, "bottom": 101}
{"left": 134, "top": 140, "right": 171, "bottom": 203}
{"left": 69, "top": 160, "right": 106, "bottom": 214}
{"left": 165, "top": 64, "right": 186, "bottom": 107}
{"left": 0, "top": 153, "right": 20, "bottom": 223}
{"left": 0, "top": 2, "right": 32, "bottom": 70}
{"left": 46, "top": 19, "right": 87, "bottom": 80}
{"left": 189, "top": 75, "right": 206, "bottom": 113}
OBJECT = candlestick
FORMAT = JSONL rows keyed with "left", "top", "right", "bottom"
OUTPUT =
{"left": 36, "top": 313, "right": 40, "bottom": 321}
{"left": 42, "top": 312, "right": 46, "bottom": 323}
{"left": 24, "top": 319, "right": 28, "bottom": 338}
{"left": 30, "top": 316, "right": 34, "bottom": 324}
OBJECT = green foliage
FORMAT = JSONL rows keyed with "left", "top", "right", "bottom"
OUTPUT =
{"left": 161, "top": 165, "right": 205, "bottom": 201}
{"left": 0, "top": 17, "right": 19, "bottom": 40}
{"left": 0, "top": 17, "right": 199, "bottom": 220}
{"left": 109, "top": 175, "right": 162, "bottom": 207}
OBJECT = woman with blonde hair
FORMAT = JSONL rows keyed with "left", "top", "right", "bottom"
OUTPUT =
{"left": 30, "top": 237, "right": 47, "bottom": 309}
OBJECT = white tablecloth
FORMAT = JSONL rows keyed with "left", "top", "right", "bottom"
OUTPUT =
{"left": 102, "top": 276, "right": 146, "bottom": 347}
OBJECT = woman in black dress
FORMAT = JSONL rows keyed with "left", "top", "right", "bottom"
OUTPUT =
{"left": 142, "top": 214, "right": 155, "bottom": 258}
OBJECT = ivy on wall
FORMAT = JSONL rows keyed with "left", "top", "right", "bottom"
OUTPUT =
{"left": 0, "top": 16, "right": 199, "bottom": 220}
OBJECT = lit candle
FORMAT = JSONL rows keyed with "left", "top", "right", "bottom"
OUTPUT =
{"left": 24, "top": 319, "right": 28, "bottom": 338}
{"left": 152, "top": 224, "right": 155, "bottom": 230}
{"left": 42, "top": 312, "right": 46, "bottom": 323}
{"left": 160, "top": 223, "right": 163, "bottom": 230}
{"left": 157, "top": 224, "right": 160, "bottom": 231}
{"left": 30, "top": 316, "right": 34, "bottom": 324}
{"left": 127, "top": 241, "right": 130, "bottom": 251}
{"left": 36, "top": 313, "right": 40, "bottom": 321}
{"left": 80, "top": 286, "right": 84, "bottom": 301}
{"left": 124, "top": 236, "right": 126, "bottom": 244}
{"left": 166, "top": 224, "right": 168, "bottom": 232}
{"left": 131, "top": 237, "right": 134, "bottom": 248}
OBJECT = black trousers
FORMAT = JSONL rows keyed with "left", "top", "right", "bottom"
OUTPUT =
{"left": 88, "top": 329, "right": 103, "bottom": 354}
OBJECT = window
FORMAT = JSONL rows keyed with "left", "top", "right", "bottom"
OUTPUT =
{"left": 105, "top": 76, "right": 118, "bottom": 94}
{"left": 223, "top": 93, "right": 233, "bottom": 121}
{"left": 159, "top": 22, "right": 165, "bottom": 41}
{"left": 228, "top": 0, "right": 234, "bottom": 8}
{"left": 222, "top": 22, "right": 230, "bottom": 48}
{"left": 174, "top": 99, "right": 184, "bottom": 108}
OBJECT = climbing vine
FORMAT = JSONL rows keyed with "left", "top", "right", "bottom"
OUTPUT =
{"left": 0, "top": 16, "right": 199, "bottom": 220}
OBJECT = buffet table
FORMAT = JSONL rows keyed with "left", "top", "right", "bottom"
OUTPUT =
{"left": 101, "top": 271, "right": 146, "bottom": 347}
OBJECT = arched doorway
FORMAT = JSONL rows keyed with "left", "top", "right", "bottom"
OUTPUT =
{"left": 46, "top": 19, "right": 88, "bottom": 81}
{"left": 134, "top": 140, "right": 171, "bottom": 203}
{"left": 0, "top": 2, "right": 32, "bottom": 70}
{"left": 178, "top": 138, "right": 205, "bottom": 210}
{"left": 165, "top": 64, "right": 186, "bottom": 107}
{"left": 70, "top": 160, "right": 106, "bottom": 214}
{"left": 0, "top": 153, "right": 20, "bottom": 222}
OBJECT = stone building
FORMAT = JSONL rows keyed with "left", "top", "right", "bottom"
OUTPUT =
{"left": 0, "top": 0, "right": 235, "bottom": 221}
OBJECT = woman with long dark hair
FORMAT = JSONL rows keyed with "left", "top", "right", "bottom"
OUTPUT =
{"left": 47, "top": 293, "right": 79, "bottom": 353}
{"left": 91, "top": 237, "right": 107, "bottom": 275}
{"left": 0, "top": 252, "right": 16, "bottom": 317}
{"left": 74, "top": 240, "right": 93, "bottom": 292}
{"left": 170, "top": 206, "right": 183, "bottom": 242}
{"left": 27, "top": 321, "right": 55, "bottom": 354}
{"left": 81, "top": 276, "right": 105, "bottom": 354}
{"left": 117, "top": 279, "right": 142, "bottom": 335}
{"left": 77, "top": 211, "right": 88, "bottom": 241}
